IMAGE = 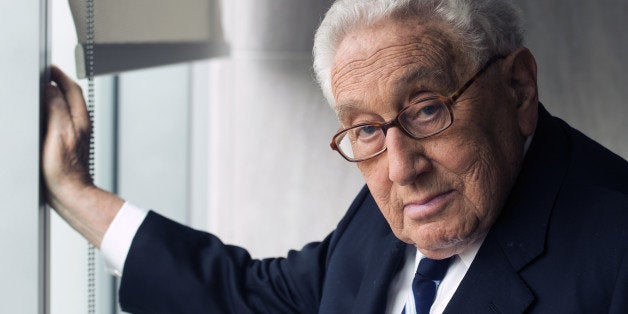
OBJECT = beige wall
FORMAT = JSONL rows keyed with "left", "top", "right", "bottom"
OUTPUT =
{"left": 520, "top": 1, "right": 628, "bottom": 159}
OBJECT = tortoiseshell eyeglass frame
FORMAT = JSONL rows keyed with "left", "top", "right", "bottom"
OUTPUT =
{"left": 330, "top": 55, "right": 505, "bottom": 162}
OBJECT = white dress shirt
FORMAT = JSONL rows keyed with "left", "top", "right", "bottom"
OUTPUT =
{"left": 385, "top": 239, "right": 484, "bottom": 314}
{"left": 101, "top": 202, "right": 148, "bottom": 277}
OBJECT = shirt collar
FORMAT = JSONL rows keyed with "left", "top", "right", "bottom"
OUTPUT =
{"left": 414, "top": 234, "right": 486, "bottom": 270}
{"left": 457, "top": 236, "right": 484, "bottom": 268}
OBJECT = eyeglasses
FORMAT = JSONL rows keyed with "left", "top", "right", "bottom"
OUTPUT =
{"left": 330, "top": 55, "right": 504, "bottom": 162}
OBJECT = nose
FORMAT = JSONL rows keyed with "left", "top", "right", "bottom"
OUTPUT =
{"left": 385, "top": 128, "right": 431, "bottom": 185}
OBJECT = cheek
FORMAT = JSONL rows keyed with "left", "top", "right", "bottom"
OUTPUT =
{"left": 427, "top": 125, "right": 506, "bottom": 210}
{"left": 427, "top": 127, "right": 487, "bottom": 181}
{"left": 357, "top": 159, "right": 404, "bottom": 227}
{"left": 437, "top": 115, "right": 521, "bottom": 222}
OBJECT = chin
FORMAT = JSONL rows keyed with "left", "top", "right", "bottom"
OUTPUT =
{"left": 419, "top": 237, "right": 473, "bottom": 259}
{"left": 405, "top": 225, "right": 485, "bottom": 259}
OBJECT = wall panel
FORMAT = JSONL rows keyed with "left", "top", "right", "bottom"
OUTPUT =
{"left": 0, "top": 0, "right": 45, "bottom": 312}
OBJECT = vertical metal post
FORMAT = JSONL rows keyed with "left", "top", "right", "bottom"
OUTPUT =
{"left": 39, "top": 0, "right": 50, "bottom": 312}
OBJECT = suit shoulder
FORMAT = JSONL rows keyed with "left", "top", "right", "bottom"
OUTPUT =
{"left": 558, "top": 117, "right": 628, "bottom": 195}
{"left": 331, "top": 185, "right": 378, "bottom": 230}
{"left": 328, "top": 185, "right": 388, "bottom": 247}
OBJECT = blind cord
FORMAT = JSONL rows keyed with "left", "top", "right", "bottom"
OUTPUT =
{"left": 86, "top": 0, "right": 96, "bottom": 313}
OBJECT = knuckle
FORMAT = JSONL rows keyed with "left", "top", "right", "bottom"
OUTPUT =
{"left": 45, "top": 87, "right": 62, "bottom": 102}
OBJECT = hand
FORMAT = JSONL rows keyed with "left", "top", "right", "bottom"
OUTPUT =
{"left": 42, "top": 66, "right": 123, "bottom": 247}
{"left": 43, "top": 66, "right": 92, "bottom": 199}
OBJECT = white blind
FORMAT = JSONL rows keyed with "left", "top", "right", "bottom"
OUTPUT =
{"left": 68, "top": 0, "right": 228, "bottom": 77}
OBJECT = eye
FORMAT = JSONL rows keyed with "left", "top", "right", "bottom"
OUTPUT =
{"left": 357, "top": 125, "right": 379, "bottom": 138}
{"left": 418, "top": 104, "right": 439, "bottom": 116}
{"left": 406, "top": 98, "right": 446, "bottom": 122}
{"left": 347, "top": 124, "right": 383, "bottom": 144}
{"left": 400, "top": 97, "right": 451, "bottom": 136}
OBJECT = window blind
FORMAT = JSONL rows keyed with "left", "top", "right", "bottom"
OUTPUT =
{"left": 68, "top": 0, "right": 228, "bottom": 77}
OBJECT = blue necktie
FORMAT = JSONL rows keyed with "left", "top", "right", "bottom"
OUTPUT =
{"left": 406, "top": 256, "right": 453, "bottom": 314}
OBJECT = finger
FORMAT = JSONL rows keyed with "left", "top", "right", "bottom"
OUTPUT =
{"left": 50, "top": 66, "right": 90, "bottom": 131}
{"left": 43, "top": 83, "right": 93, "bottom": 187}
{"left": 42, "top": 84, "right": 74, "bottom": 180}
{"left": 44, "top": 84, "right": 74, "bottom": 136}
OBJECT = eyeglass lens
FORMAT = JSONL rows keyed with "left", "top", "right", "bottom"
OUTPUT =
{"left": 335, "top": 98, "right": 451, "bottom": 161}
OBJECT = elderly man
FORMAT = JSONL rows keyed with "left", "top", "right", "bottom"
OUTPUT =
{"left": 43, "top": 0, "right": 627, "bottom": 313}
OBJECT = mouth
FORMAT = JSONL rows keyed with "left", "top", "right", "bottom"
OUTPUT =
{"left": 404, "top": 190, "right": 455, "bottom": 221}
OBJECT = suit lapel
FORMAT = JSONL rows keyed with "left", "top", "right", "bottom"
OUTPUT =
{"left": 352, "top": 232, "right": 406, "bottom": 314}
{"left": 444, "top": 236, "right": 534, "bottom": 313}
{"left": 445, "top": 105, "right": 570, "bottom": 313}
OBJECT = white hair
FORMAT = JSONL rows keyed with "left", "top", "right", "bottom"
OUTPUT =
{"left": 313, "top": 0, "right": 525, "bottom": 106}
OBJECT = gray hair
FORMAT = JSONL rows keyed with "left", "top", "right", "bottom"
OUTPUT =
{"left": 313, "top": 0, "right": 525, "bottom": 106}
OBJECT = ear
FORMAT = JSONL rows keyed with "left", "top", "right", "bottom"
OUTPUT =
{"left": 502, "top": 47, "right": 539, "bottom": 137}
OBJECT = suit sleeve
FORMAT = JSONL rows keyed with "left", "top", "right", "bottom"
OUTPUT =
{"left": 118, "top": 211, "right": 330, "bottom": 314}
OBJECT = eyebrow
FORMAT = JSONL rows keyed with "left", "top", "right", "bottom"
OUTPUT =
{"left": 335, "top": 66, "right": 455, "bottom": 123}
{"left": 399, "top": 66, "right": 453, "bottom": 91}
{"left": 400, "top": 66, "right": 431, "bottom": 85}
{"left": 335, "top": 102, "right": 365, "bottom": 125}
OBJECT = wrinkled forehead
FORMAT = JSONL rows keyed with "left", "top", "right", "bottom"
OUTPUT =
{"left": 330, "top": 18, "right": 466, "bottom": 114}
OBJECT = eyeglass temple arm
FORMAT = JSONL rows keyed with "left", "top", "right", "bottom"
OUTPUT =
{"left": 450, "top": 55, "right": 505, "bottom": 101}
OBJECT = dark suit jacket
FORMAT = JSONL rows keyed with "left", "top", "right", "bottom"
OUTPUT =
{"left": 119, "top": 106, "right": 628, "bottom": 313}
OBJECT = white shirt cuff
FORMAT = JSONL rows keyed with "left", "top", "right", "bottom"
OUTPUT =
{"left": 100, "top": 202, "right": 149, "bottom": 277}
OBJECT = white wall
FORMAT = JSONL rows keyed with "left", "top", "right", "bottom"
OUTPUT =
{"left": 520, "top": 1, "right": 628, "bottom": 159}
{"left": 202, "top": 0, "right": 365, "bottom": 258}
{"left": 0, "top": 0, "right": 43, "bottom": 312}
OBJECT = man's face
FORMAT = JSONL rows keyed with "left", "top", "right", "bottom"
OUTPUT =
{"left": 330, "top": 18, "right": 531, "bottom": 259}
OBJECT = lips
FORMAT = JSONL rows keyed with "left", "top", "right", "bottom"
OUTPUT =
{"left": 404, "top": 190, "right": 455, "bottom": 220}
